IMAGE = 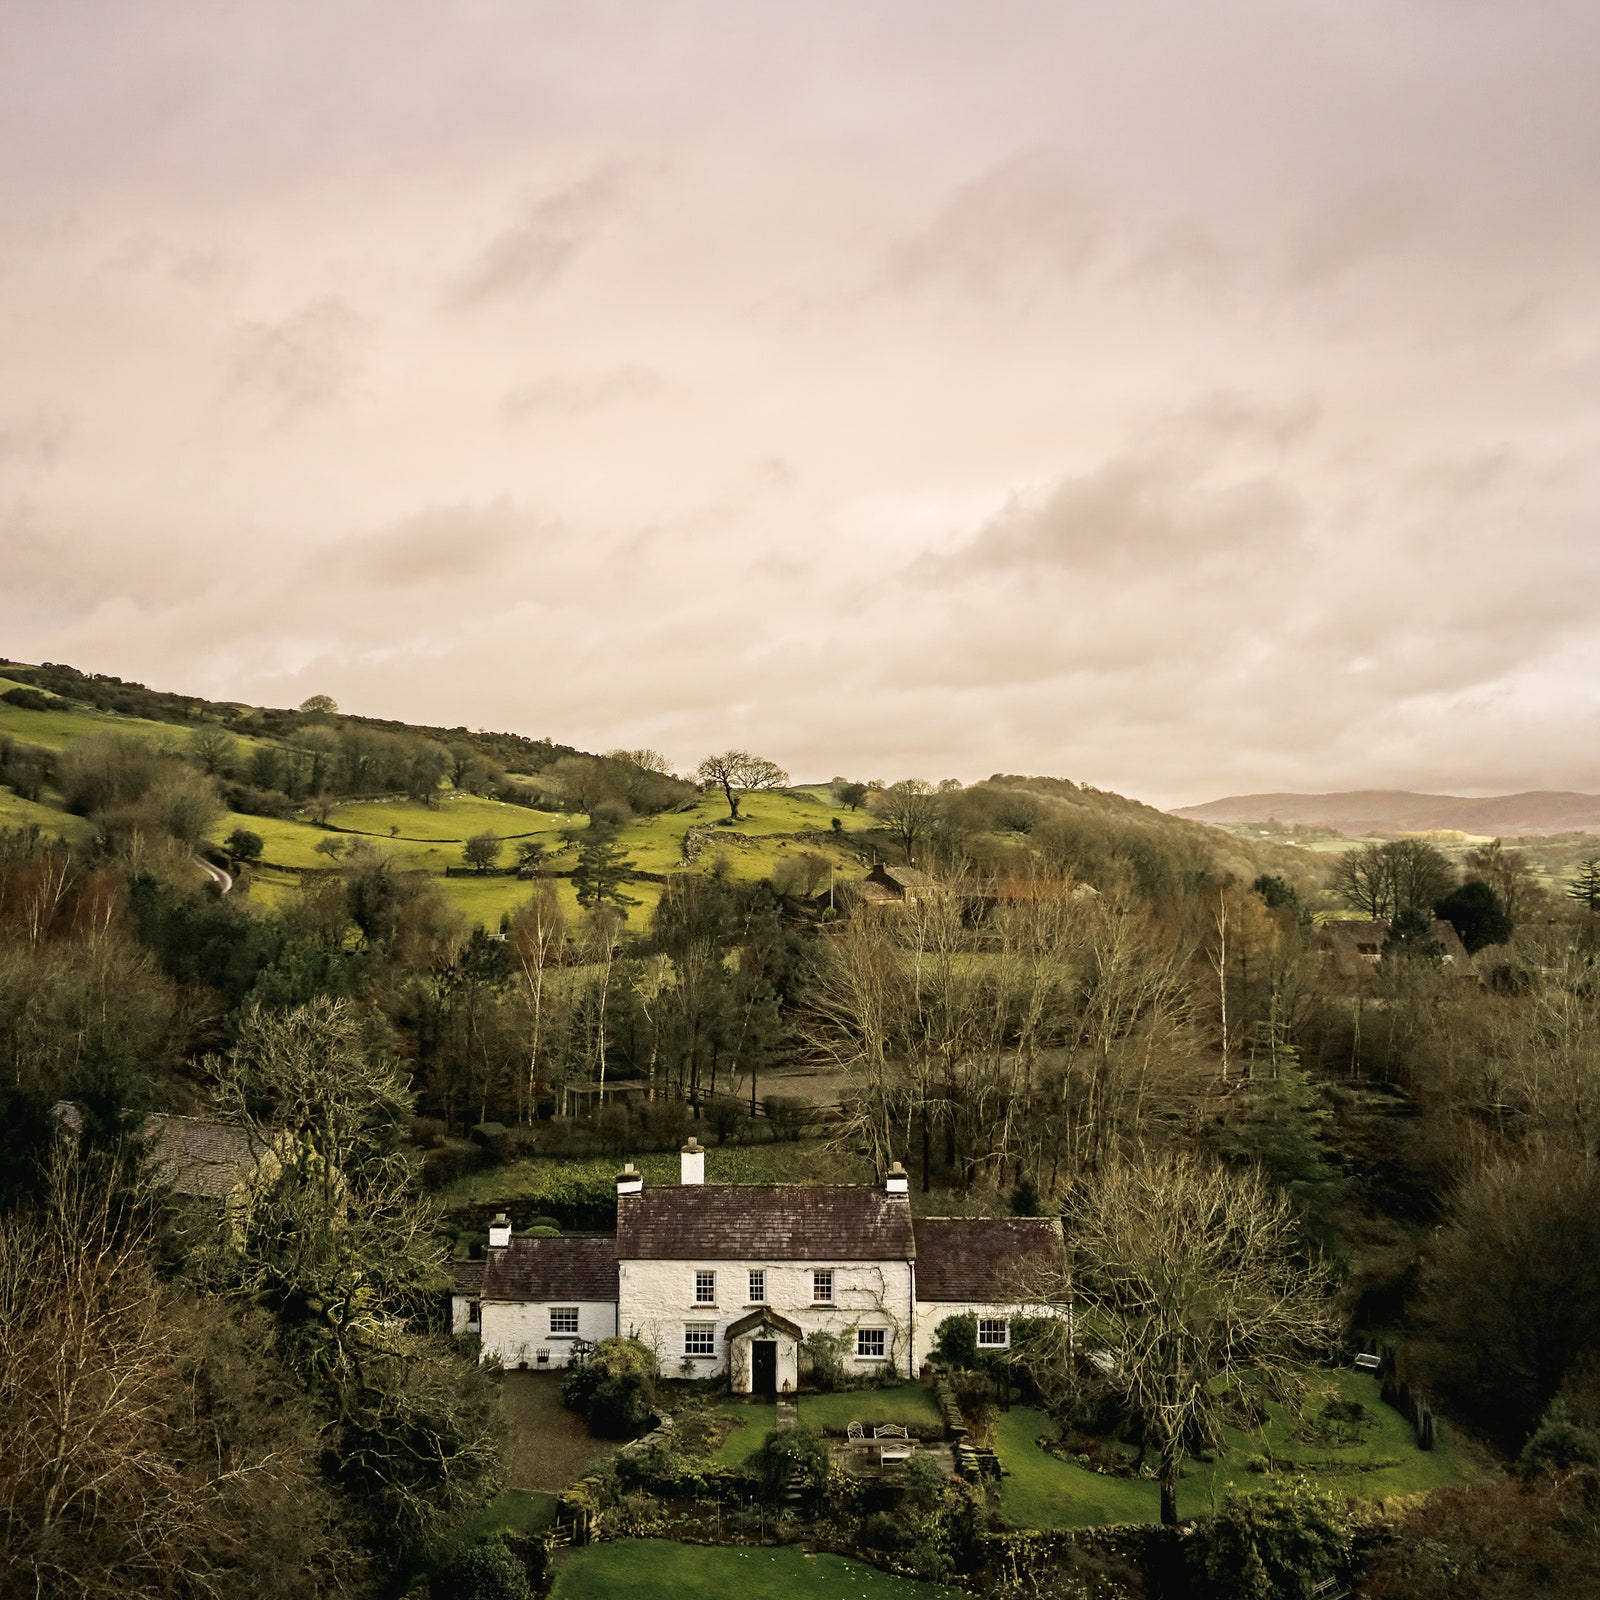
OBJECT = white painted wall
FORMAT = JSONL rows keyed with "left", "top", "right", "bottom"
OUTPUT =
{"left": 914, "top": 1302, "right": 1066, "bottom": 1366}
{"left": 618, "top": 1257, "right": 916, "bottom": 1378}
{"left": 477, "top": 1298, "right": 618, "bottom": 1368}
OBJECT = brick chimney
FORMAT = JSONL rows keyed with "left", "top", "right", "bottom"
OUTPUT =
{"left": 680, "top": 1137, "right": 705, "bottom": 1186}
{"left": 615, "top": 1162, "right": 643, "bottom": 1197}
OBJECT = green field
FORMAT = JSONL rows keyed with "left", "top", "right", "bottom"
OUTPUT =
{"left": 458, "top": 1487, "right": 559, "bottom": 1541}
{"left": 549, "top": 1540, "right": 963, "bottom": 1600}
{"left": 0, "top": 787, "right": 88, "bottom": 840}
{"left": 995, "top": 1370, "right": 1490, "bottom": 1530}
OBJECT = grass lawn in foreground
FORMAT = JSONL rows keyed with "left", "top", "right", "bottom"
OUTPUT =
{"left": 549, "top": 1539, "right": 964, "bottom": 1600}
{"left": 996, "top": 1369, "right": 1492, "bottom": 1530}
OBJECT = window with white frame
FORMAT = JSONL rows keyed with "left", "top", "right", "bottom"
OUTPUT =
{"left": 694, "top": 1270, "right": 717, "bottom": 1304}
{"left": 550, "top": 1306, "right": 579, "bottom": 1335}
{"left": 977, "top": 1317, "right": 1010, "bottom": 1349}
{"left": 684, "top": 1323, "right": 716, "bottom": 1357}
{"left": 748, "top": 1269, "right": 766, "bottom": 1303}
{"left": 856, "top": 1327, "right": 887, "bottom": 1359}
{"left": 812, "top": 1269, "right": 834, "bottom": 1303}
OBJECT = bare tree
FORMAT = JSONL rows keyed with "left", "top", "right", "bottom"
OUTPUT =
{"left": 695, "top": 750, "right": 789, "bottom": 822}
{"left": 874, "top": 779, "right": 941, "bottom": 863}
{"left": 1332, "top": 843, "right": 1396, "bottom": 919}
{"left": 509, "top": 882, "right": 565, "bottom": 1121}
{"left": 1464, "top": 838, "right": 1538, "bottom": 925}
{"left": 188, "top": 725, "right": 236, "bottom": 775}
{"left": 1031, "top": 1152, "right": 1333, "bottom": 1524}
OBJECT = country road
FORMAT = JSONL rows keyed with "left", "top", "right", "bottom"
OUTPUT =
{"left": 197, "top": 856, "right": 233, "bottom": 895}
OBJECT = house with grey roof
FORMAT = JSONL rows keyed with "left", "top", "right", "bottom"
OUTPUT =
{"left": 452, "top": 1138, "right": 1064, "bottom": 1392}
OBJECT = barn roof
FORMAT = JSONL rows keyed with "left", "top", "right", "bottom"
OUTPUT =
{"left": 481, "top": 1234, "right": 619, "bottom": 1303}
{"left": 616, "top": 1184, "right": 916, "bottom": 1262}
{"left": 913, "top": 1217, "right": 1063, "bottom": 1303}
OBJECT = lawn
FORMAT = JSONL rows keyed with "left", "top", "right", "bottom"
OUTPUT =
{"left": 549, "top": 1540, "right": 964, "bottom": 1600}
{"left": 0, "top": 692, "right": 200, "bottom": 753}
{"left": 458, "top": 1487, "right": 559, "bottom": 1541}
{"left": 713, "top": 1385, "right": 943, "bottom": 1467}
{"left": 995, "top": 1369, "right": 1492, "bottom": 1530}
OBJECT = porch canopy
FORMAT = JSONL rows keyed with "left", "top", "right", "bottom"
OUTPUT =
{"left": 725, "top": 1307, "right": 802, "bottom": 1396}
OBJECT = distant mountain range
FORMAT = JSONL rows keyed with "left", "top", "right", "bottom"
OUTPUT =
{"left": 1172, "top": 790, "right": 1600, "bottom": 838}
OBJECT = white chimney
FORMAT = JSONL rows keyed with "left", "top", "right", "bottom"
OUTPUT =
{"left": 488, "top": 1213, "right": 512, "bottom": 1249}
{"left": 885, "top": 1161, "right": 909, "bottom": 1199}
{"left": 680, "top": 1137, "right": 706, "bottom": 1186}
{"left": 615, "top": 1162, "right": 643, "bottom": 1197}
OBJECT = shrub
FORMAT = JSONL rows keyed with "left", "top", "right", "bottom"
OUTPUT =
{"left": 560, "top": 1337, "right": 659, "bottom": 1440}
{"left": 1187, "top": 1482, "right": 1351, "bottom": 1600}
{"left": 803, "top": 1329, "right": 848, "bottom": 1391}
{"left": 1518, "top": 1399, "right": 1600, "bottom": 1478}
{"left": 933, "top": 1314, "right": 978, "bottom": 1369}
{"left": 763, "top": 1094, "right": 809, "bottom": 1140}
{"left": 750, "top": 1424, "right": 830, "bottom": 1505}
{"left": 430, "top": 1538, "right": 531, "bottom": 1600}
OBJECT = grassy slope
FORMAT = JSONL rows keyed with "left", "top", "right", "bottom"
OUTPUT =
{"left": 0, "top": 787, "right": 90, "bottom": 841}
{"left": 439, "top": 1143, "right": 871, "bottom": 1207}
{"left": 549, "top": 1541, "right": 963, "bottom": 1600}
{"left": 996, "top": 1369, "right": 1491, "bottom": 1530}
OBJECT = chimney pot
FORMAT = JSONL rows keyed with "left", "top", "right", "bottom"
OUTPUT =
{"left": 885, "top": 1161, "right": 909, "bottom": 1199}
{"left": 680, "top": 1137, "right": 706, "bottom": 1186}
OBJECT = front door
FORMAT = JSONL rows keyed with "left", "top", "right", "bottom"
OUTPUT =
{"left": 752, "top": 1339, "right": 777, "bottom": 1396}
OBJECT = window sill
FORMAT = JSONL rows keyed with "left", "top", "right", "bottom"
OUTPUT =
{"left": 682, "top": 1353, "right": 717, "bottom": 1361}
{"left": 690, "top": 1305, "right": 719, "bottom": 1312}
{"left": 856, "top": 1355, "right": 889, "bottom": 1362}
{"left": 548, "top": 1334, "right": 578, "bottom": 1341}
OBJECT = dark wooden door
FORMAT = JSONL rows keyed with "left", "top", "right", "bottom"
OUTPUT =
{"left": 752, "top": 1340, "right": 777, "bottom": 1395}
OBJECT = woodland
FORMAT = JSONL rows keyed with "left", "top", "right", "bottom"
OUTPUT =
{"left": 4, "top": 659, "right": 1600, "bottom": 1599}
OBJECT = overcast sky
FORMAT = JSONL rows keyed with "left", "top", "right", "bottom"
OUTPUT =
{"left": 3, "top": 1, "right": 1598, "bottom": 808}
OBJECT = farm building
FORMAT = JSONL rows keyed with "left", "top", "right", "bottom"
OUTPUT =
{"left": 451, "top": 1140, "right": 1064, "bottom": 1388}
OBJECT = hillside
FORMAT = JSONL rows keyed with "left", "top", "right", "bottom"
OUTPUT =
{"left": 1173, "top": 789, "right": 1600, "bottom": 838}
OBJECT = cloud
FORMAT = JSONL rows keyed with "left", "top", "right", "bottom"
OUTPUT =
{"left": 228, "top": 297, "right": 365, "bottom": 416}
{"left": 882, "top": 151, "right": 1105, "bottom": 299}
{"left": 501, "top": 364, "right": 665, "bottom": 418}
{"left": 452, "top": 166, "right": 632, "bottom": 305}
{"left": 323, "top": 502, "right": 533, "bottom": 588}
{"left": 934, "top": 451, "right": 1306, "bottom": 580}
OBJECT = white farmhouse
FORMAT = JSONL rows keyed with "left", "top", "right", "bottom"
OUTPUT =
{"left": 453, "top": 1139, "right": 1063, "bottom": 1392}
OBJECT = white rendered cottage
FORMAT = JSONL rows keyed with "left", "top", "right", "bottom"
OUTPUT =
{"left": 452, "top": 1139, "right": 1063, "bottom": 1391}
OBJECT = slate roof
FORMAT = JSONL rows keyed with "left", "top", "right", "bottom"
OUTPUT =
{"left": 482, "top": 1234, "right": 619, "bottom": 1302}
{"left": 1320, "top": 918, "right": 1480, "bottom": 981}
{"left": 142, "top": 1114, "right": 263, "bottom": 1199}
{"left": 615, "top": 1185, "right": 916, "bottom": 1262}
{"left": 872, "top": 864, "right": 939, "bottom": 891}
{"left": 913, "top": 1217, "right": 1063, "bottom": 1303}
{"left": 451, "top": 1260, "right": 486, "bottom": 1295}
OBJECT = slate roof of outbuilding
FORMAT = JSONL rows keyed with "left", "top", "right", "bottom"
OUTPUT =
{"left": 481, "top": 1234, "right": 619, "bottom": 1302}
{"left": 142, "top": 1114, "right": 264, "bottom": 1199}
{"left": 874, "top": 864, "right": 939, "bottom": 890}
{"left": 913, "top": 1217, "right": 1063, "bottom": 1303}
{"left": 615, "top": 1184, "right": 916, "bottom": 1262}
{"left": 451, "top": 1259, "right": 486, "bottom": 1295}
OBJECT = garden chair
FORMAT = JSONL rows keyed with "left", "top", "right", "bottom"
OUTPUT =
{"left": 847, "top": 1420, "right": 866, "bottom": 1445}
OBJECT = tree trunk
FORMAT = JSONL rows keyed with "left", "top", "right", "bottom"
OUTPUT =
{"left": 1159, "top": 1438, "right": 1180, "bottom": 1525}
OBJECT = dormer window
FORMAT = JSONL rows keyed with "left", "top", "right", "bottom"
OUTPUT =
{"left": 813, "top": 1269, "right": 834, "bottom": 1304}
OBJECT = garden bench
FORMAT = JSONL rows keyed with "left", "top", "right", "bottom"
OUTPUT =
{"left": 875, "top": 1423, "right": 912, "bottom": 1464}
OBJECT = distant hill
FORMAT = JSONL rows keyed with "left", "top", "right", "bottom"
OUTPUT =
{"left": 1172, "top": 790, "right": 1600, "bottom": 838}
